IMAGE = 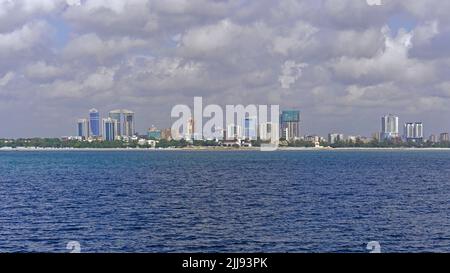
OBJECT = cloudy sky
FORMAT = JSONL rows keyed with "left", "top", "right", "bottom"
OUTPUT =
{"left": 1, "top": 0, "right": 450, "bottom": 138}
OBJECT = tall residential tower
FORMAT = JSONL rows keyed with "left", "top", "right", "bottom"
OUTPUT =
{"left": 404, "top": 122, "right": 424, "bottom": 142}
{"left": 122, "top": 110, "right": 135, "bottom": 137}
{"left": 381, "top": 114, "right": 399, "bottom": 140}
{"left": 77, "top": 119, "right": 89, "bottom": 139}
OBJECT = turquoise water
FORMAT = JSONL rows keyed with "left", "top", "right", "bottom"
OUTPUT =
{"left": 0, "top": 150, "right": 449, "bottom": 252}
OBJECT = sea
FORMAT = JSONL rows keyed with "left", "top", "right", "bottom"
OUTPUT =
{"left": 0, "top": 150, "right": 449, "bottom": 253}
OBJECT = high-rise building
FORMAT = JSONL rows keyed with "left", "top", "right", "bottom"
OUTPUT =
{"left": 440, "top": 133, "right": 450, "bottom": 143}
{"left": 161, "top": 128, "right": 172, "bottom": 140}
{"left": 404, "top": 122, "right": 414, "bottom": 139}
{"left": 404, "top": 122, "right": 423, "bottom": 142}
{"left": 372, "top": 132, "right": 381, "bottom": 142}
{"left": 280, "top": 110, "right": 300, "bottom": 141}
{"left": 226, "top": 123, "right": 242, "bottom": 140}
{"left": 102, "top": 118, "right": 119, "bottom": 141}
{"left": 414, "top": 122, "right": 423, "bottom": 142}
{"left": 77, "top": 119, "right": 89, "bottom": 139}
{"left": 259, "top": 122, "right": 275, "bottom": 141}
{"left": 148, "top": 126, "right": 161, "bottom": 140}
{"left": 304, "top": 135, "right": 321, "bottom": 143}
{"left": 184, "top": 118, "right": 195, "bottom": 140}
{"left": 108, "top": 109, "right": 122, "bottom": 136}
{"left": 89, "top": 108, "right": 100, "bottom": 137}
{"left": 414, "top": 123, "right": 422, "bottom": 138}
{"left": 347, "top": 135, "right": 357, "bottom": 143}
{"left": 244, "top": 116, "right": 257, "bottom": 140}
{"left": 328, "top": 133, "right": 344, "bottom": 144}
{"left": 381, "top": 114, "right": 399, "bottom": 140}
{"left": 429, "top": 134, "right": 437, "bottom": 143}
{"left": 108, "top": 109, "right": 135, "bottom": 137}
{"left": 122, "top": 110, "right": 135, "bottom": 137}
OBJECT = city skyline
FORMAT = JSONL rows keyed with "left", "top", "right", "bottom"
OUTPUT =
{"left": 72, "top": 107, "right": 448, "bottom": 143}
{"left": 2, "top": 1, "right": 450, "bottom": 138}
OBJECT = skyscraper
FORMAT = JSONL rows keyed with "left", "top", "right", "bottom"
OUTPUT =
{"left": 244, "top": 116, "right": 257, "bottom": 140}
{"left": 328, "top": 133, "right": 344, "bottom": 144}
{"left": 259, "top": 122, "right": 274, "bottom": 141}
{"left": 429, "top": 134, "right": 437, "bottom": 143}
{"left": 185, "top": 118, "right": 195, "bottom": 140}
{"left": 89, "top": 108, "right": 100, "bottom": 137}
{"left": 102, "top": 118, "right": 118, "bottom": 141}
{"left": 161, "top": 128, "right": 172, "bottom": 141}
{"left": 280, "top": 110, "right": 300, "bottom": 141}
{"left": 440, "top": 133, "right": 450, "bottom": 143}
{"left": 108, "top": 109, "right": 122, "bottom": 136}
{"left": 381, "top": 114, "right": 399, "bottom": 140}
{"left": 404, "top": 122, "right": 424, "bottom": 142}
{"left": 77, "top": 119, "right": 89, "bottom": 139}
{"left": 122, "top": 110, "right": 135, "bottom": 137}
{"left": 404, "top": 122, "right": 414, "bottom": 139}
{"left": 415, "top": 122, "right": 424, "bottom": 140}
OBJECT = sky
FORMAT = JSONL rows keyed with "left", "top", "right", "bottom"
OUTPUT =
{"left": 1, "top": 0, "right": 450, "bottom": 138}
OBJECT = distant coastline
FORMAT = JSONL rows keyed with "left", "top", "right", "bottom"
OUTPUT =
{"left": 2, "top": 146, "right": 450, "bottom": 152}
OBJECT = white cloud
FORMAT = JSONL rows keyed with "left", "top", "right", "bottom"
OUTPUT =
{"left": 63, "top": 0, "right": 158, "bottom": 36}
{"left": 272, "top": 21, "right": 318, "bottom": 56}
{"left": 330, "top": 26, "right": 435, "bottom": 84}
{"left": 0, "top": 71, "right": 14, "bottom": 86}
{"left": 279, "top": 60, "right": 308, "bottom": 89}
{"left": 2, "top": 0, "right": 450, "bottom": 137}
{"left": 21, "top": 0, "right": 58, "bottom": 13}
{"left": 25, "top": 61, "right": 68, "bottom": 81}
{"left": 0, "top": 0, "right": 59, "bottom": 15}
{"left": 331, "top": 28, "right": 384, "bottom": 58}
{"left": 66, "top": 0, "right": 81, "bottom": 7}
{"left": 39, "top": 66, "right": 116, "bottom": 99}
{"left": 63, "top": 33, "right": 148, "bottom": 60}
{"left": 84, "top": 66, "right": 115, "bottom": 90}
{"left": 0, "top": 20, "right": 50, "bottom": 53}
{"left": 366, "top": 0, "right": 382, "bottom": 6}
{"left": 180, "top": 19, "right": 241, "bottom": 55}
{"left": 413, "top": 20, "right": 439, "bottom": 46}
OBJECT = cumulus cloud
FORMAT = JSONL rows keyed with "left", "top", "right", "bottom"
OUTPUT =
{"left": 272, "top": 21, "right": 318, "bottom": 56}
{"left": 279, "top": 61, "right": 308, "bottom": 89}
{"left": 63, "top": 0, "right": 159, "bottom": 36}
{"left": 0, "top": 20, "right": 50, "bottom": 54}
{"left": 180, "top": 19, "right": 241, "bottom": 55}
{"left": 413, "top": 20, "right": 439, "bottom": 46}
{"left": 63, "top": 33, "right": 148, "bottom": 61}
{"left": 25, "top": 61, "right": 68, "bottom": 81}
{"left": 329, "top": 26, "right": 436, "bottom": 85}
{"left": 1, "top": 0, "right": 450, "bottom": 137}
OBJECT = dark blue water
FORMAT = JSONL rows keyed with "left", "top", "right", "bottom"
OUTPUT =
{"left": 1, "top": 150, "right": 450, "bottom": 253}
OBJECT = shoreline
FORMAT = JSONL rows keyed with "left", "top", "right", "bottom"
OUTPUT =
{"left": 1, "top": 146, "right": 450, "bottom": 152}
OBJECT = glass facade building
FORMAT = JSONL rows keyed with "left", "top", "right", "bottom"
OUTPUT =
{"left": 102, "top": 118, "right": 118, "bottom": 141}
{"left": 280, "top": 110, "right": 300, "bottom": 140}
{"left": 89, "top": 108, "right": 100, "bottom": 137}
{"left": 108, "top": 110, "right": 122, "bottom": 136}
{"left": 77, "top": 119, "right": 89, "bottom": 139}
{"left": 122, "top": 110, "right": 135, "bottom": 137}
{"left": 148, "top": 129, "right": 162, "bottom": 140}
{"left": 244, "top": 117, "right": 257, "bottom": 140}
